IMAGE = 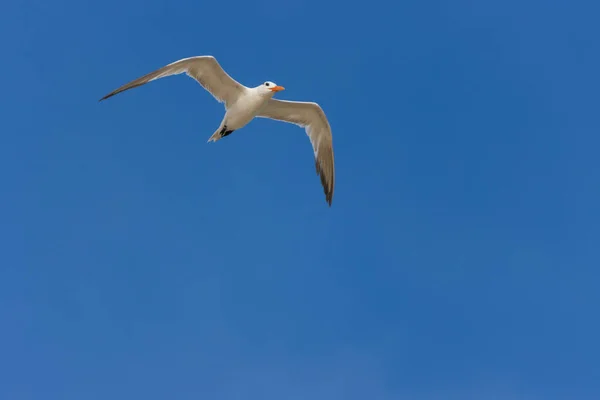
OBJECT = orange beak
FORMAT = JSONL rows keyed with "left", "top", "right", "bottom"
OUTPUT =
{"left": 270, "top": 85, "right": 285, "bottom": 92}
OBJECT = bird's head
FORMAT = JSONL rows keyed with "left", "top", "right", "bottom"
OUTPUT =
{"left": 258, "top": 81, "right": 285, "bottom": 96}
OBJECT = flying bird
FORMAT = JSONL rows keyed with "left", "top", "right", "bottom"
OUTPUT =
{"left": 99, "top": 56, "right": 335, "bottom": 206}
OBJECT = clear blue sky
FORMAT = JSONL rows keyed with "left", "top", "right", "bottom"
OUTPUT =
{"left": 1, "top": 0, "right": 599, "bottom": 398}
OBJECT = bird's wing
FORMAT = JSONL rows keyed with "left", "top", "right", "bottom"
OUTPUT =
{"left": 99, "top": 56, "right": 246, "bottom": 107}
{"left": 257, "top": 99, "right": 335, "bottom": 206}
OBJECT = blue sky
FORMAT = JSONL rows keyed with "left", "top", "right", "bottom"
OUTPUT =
{"left": 1, "top": 0, "right": 599, "bottom": 398}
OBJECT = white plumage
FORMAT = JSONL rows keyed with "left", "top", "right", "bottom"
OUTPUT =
{"left": 100, "top": 55, "right": 335, "bottom": 206}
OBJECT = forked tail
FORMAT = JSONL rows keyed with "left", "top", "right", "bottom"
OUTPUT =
{"left": 207, "top": 124, "right": 235, "bottom": 143}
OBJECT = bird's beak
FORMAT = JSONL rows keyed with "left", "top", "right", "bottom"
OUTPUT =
{"left": 270, "top": 85, "right": 285, "bottom": 92}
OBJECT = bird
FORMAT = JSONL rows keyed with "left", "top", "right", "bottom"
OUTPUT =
{"left": 99, "top": 55, "right": 335, "bottom": 206}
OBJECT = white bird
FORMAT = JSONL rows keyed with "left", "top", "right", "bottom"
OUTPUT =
{"left": 100, "top": 55, "right": 335, "bottom": 206}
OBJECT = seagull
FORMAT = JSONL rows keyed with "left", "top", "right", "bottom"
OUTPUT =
{"left": 99, "top": 55, "right": 335, "bottom": 206}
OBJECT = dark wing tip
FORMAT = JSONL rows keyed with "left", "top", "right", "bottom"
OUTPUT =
{"left": 98, "top": 79, "right": 151, "bottom": 103}
{"left": 98, "top": 88, "right": 125, "bottom": 102}
{"left": 99, "top": 90, "right": 119, "bottom": 102}
{"left": 315, "top": 158, "right": 334, "bottom": 207}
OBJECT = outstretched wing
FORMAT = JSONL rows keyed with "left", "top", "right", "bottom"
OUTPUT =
{"left": 99, "top": 56, "right": 247, "bottom": 107}
{"left": 257, "top": 99, "right": 335, "bottom": 206}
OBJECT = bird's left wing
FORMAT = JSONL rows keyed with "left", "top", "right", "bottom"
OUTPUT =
{"left": 99, "top": 56, "right": 246, "bottom": 107}
{"left": 257, "top": 99, "right": 335, "bottom": 206}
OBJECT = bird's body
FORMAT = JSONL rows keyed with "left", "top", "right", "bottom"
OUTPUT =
{"left": 209, "top": 86, "right": 274, "bottom": 142}
{"left": 100, "top": 55, "right": 335, "bottom": 206}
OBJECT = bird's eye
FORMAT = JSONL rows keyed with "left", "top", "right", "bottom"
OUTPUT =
{"left": 265, "top": 82, "right": 270, "bottom": 86}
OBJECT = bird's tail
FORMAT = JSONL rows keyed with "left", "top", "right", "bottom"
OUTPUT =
{"left": 207, "top": 124, "right": 234, "bottom": 143}
{"left": 207, "top": 128, "right": 223, "bottom": 143}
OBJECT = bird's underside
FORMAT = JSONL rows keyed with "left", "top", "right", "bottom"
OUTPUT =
{"left": 99, "top": 55, "right": 335, "bottom": 206}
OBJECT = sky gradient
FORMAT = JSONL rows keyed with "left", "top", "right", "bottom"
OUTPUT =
{"left": 1, "top": 0, "right": 599, "bottom": 399}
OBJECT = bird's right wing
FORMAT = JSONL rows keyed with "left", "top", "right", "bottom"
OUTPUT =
{"left": 257, "top": 99, "right": 335, "bottom": 206}
{"left": 99, "top": 56, "right": 246, "bottom": 107}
